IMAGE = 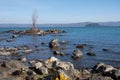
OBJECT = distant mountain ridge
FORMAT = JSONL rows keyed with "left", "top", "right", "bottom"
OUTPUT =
{"left": 0, "top": 21, "right": 120, "bottom": 27}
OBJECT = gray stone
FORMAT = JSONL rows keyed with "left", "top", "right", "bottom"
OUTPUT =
{"left": 72, "top": 49, "right": 83, "bottom": 59}
{"left": 49, "top": 38, "right": 59, "bottom": 49}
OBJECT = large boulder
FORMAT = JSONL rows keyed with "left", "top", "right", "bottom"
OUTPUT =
{"left": 92, "top": 63, "right": 115, "bottom": 73}
{"left": 72, "top": 49, "right": 83, "bottom": 59}
{"left": 55, "top": 70, "right": 70, "bottom": 80}
{"left": 49, "top": 38, "right": 60, "bottom": 49}
{"left": 113, "top": 69, "right": 120, "bottom": 80}
{"left": 57, "top": 62, "right": 74, "bottom": 71}
{"left": 44, "top": 56, "right": 59, "bottom": 69}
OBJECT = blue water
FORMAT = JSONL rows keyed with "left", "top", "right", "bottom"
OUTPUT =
{"left": 0, "top": 26, "right": 120, "bottom": 69}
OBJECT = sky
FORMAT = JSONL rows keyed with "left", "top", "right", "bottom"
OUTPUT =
{"left": 0, "top": 0, "right": 120, "bottom": 24}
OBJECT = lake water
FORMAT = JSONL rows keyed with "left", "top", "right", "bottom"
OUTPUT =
{"left": 0, "top": 26, "right": 120, "bottom": 69}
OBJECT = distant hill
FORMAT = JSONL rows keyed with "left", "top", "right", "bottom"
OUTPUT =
{"left": 0, "top": 21, "right": 120, "bottom": 27}
{"left": 85, "top": 23, "right": 103, "bottom": 27}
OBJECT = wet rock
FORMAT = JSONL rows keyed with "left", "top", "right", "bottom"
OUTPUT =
{"left": 24, "top": 28, "right": 44, "bottom": 35}
{"left": 6, "top": 39, "right": 14, "bottom": 42}
{"left": 87, "top": 52, "right": 96, "bottom": 56}
{"left": 12, "top": 35, "right": 17, "bottom": 38}
{"left": 23, "top": 49, "right": 33, "bottom": 53}
{"left": 76, "top": 44, "right": 86, "bottom": 49}
{"left": 21, "top": 45, "right": 29, "bottom": 50}
{"left": 60, "top": 40, "right": 67, "bottom": 45}
{"left": 92, "top": 63, "right": 115, "bottom": 73}
{"left": 72, "top": 49, "right": 83, "bottom": 59}
{"left": 41, "top": 42, "right": 45, "bottom": 45}
{"left": 103, "top": 48, "right": 109, "bottom": 51}
{"left": 45, "top": 29, "right": 65, "bottom": 34}
{"left": 49, "top": 38, "right": 60, "bottom": 49}
{"left": 18, "top": 57, "right": 27, "bottom": 62}
{"left": 53, "top": 51, "right": 65, "bottom": 56}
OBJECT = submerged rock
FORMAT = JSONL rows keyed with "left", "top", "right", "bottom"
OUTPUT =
{"left": 103, "top": 48, "right": 110, "bottom": 52}
{"left": 87, "top": 52, "right": 96, "bottom": 56}
{"left": 6, "top": 39, "right": 14, "bottom": 42}
{"left": 60, "top": 40, "right": 68, "bottom": 45}
{"left": 72, "top": 49, "right": 83, "bottom": 59}
{"left": 76, "top": 44, "right": 86, "bottom": 49}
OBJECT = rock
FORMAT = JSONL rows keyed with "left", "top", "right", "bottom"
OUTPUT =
{"left": 12, "top": 70, "right": 21, "bottom": 76}
{"left": 26, "top": 75, "right": 34, "bottom": 80}
{"left": 89, "top": 74, "right": 113, "bottom": 80}
{"left": 113, "top": 69, "right": 120, "bottom": 80}
{"left": 27, "top": 70, "right": 34, "bottom": 75}
{"left": 41, "top": 42, "right": 45, "bottom": 45}
{"left": 55, "top": 70, "right": 70, "bottom": 80}
{"left": 87, "top": 52, "right": 96, "bottom": 56}
{"left": 72, "top": 49, "right": 83, "bottom": 59}
{"left": 53, "top": 51, "right": 65, "bottom": 56}
{"left": 21, "top": 45, "right": 29, "bottom": 50}
{"left": 6, "top": 60, "right": 28, "bottom": 69}
{"left": 60, "top": 40, "right": 67, "bottom": 44}
{"left": 6, "top": 39, "right": 14, "bottom": 42}
{"left": 35, "top": 62, "right": 43, "bottom": 69}
{"left": 45, "top": 29, "right": 65, "bottom": 34}
{"left": 23, "top": 49, "right": 33, "bottom": 53}
{"left": 19, "top": 57, "right": 27, "bottom": 62}
{"left": 92, "top": 63, "right": 115, "bottom": 73}
{"left": 76, "top": 44, "right": 86, "bottom": 49}
{"left": 44, "top": 57, "right": 59, "bottom": 69}
{"left": 29, "top": 60, "right": 36, "bottom": 66}
{"left": 103, "top": 48, "right": 109, "bottom": 51}
{"left": 57, "top": 62, "right": 74, "bottom": 71}
{"left": 80, "top": 69, "right": 91, "bottom": 75}
{"left": 12, "top": 35, "right": 17, "bottom": 38}
{"left": 37, "top": 67, "right": 48, "bottom": 75}
{"left": 48, "top": 56, "right": 59, "bottom": 62}
{"left": 49, "top": 38, "right": 60, "bottom": 49}
{"left": 1, "top": 61, "right": 6, "bottom": 67}
{"left": 0, "top": 51, "right": 11, "bottom": 56}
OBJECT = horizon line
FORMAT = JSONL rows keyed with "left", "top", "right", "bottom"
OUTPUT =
{"left": 0, "top": 20, "right": 120, "bottom": 25}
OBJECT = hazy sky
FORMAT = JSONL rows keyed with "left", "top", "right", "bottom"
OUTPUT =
{"left": 0, "top": 0, "right": 120, "bottom": 24}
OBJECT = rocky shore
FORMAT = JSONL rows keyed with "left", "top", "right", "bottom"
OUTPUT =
{"left": 0, "top": 28, "right": 120, "bottom": 80}
{"left": 0, "top": 56, "right": 120, "bottom": 80}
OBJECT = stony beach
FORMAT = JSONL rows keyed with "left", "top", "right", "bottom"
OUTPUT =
{"left": 0, "top": 28, "right": 120, "bottom": 80}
